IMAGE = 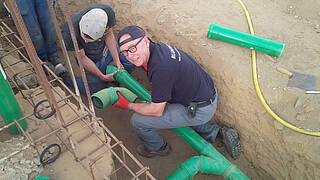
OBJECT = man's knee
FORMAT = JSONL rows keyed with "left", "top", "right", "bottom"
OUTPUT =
{"left": 130, "top": 113, "right": 140, "bottom": 128}
{"left": 130, "top": 113, "right": 151, "bottom": 130}
{"left": 31, "top": 34, "right": 45, "bottom": 50}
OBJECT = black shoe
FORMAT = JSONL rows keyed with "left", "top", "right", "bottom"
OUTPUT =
{"left": 221, "top": 127, "right": 242, "bottom": 160}
{"left": 137, "top": 142, "right": 172, "bottom": 158}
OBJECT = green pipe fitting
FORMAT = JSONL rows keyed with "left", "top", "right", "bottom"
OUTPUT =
{"left": 106, "top": 66, "right": 151, "bottom": 102}
{"left": 167, "top": 156, "right": 224, "bottom": 179}
{"left": 107, "top": 65, "right": 249, "bottom": 179}
{"left": 166, "top": 156, "right": 247, "bottom": 180}
{"left": 91, "top": 87, "right": 137, "bottom": 110}
{"left": 172, "top": 127, "right": 249, "bottom": 180}
{"left": 0, "top": 64, "right": 28, "bottom": 134}
{"left": 207, "top": 23, "right": 284, "bottom": 57}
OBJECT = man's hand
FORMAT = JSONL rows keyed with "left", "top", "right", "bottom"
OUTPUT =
{"left": 113, "top": 91, "right": 131, "bottom": 109}
{"left": 116, "top": 61, "right": 124, "bottom": 72}
{"left": 99, "top": 71, "right": 117, "bottom": 82}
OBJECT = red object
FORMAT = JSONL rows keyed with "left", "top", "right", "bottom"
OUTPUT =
{"left": 113, "top": 91, "right": 131, "bottom": 109}
{"left": 143, "top": 65, "right": 147, "bottom": 71}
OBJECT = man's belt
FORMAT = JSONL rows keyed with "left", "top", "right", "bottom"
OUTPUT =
{"left": 196, "top": 93, "right": 216, "bottom": 108}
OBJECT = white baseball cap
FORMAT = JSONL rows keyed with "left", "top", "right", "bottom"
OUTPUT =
{"left": 79, "top": 8, "right": 108, "bottom": 41}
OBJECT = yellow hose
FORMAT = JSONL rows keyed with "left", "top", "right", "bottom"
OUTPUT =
{"left": 236, "top": 0, "right": 320, "bottom": 136}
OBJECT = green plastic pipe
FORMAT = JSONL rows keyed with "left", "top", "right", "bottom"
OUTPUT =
{"left": 207, "top": 23, "right": 284, "bottom": 57}
{"left": 106, "top": 66, "right": 151, "bottom": 103}
{"left": 0, "top": 64, "right": 28, "bottom": 134}
{"left": 170, "top": 127, "right": 249, "bottom": 180}
{"left": 91, "top": 87, "right": 137, "bottom": 110}
{"left": 167, "top": 156, "right": 245, "bottom": 180}
{"left": 33, "top": 176, "right": 51, "bottom": 180}
{"left": 107, "top": 66, "right": 249, "bottom": 179}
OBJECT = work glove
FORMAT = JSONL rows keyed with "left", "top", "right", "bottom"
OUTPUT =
{"left": 113, "top": 91, "right": 131, "bottom": 109}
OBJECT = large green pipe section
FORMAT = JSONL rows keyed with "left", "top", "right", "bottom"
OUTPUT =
{"left": 207, "top": 23, "right": 284, "bottom": 57}
{"left": 91, "top": 87, "right": 137, "bottom": 110}
{"left": 0, "top": 64, "right": 28, "bottom": 134}
{"left": 106, "top": 66, "right": 249, "bottom": 179}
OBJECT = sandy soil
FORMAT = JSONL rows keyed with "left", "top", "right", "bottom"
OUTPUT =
{"left": 94, "top": 0, "right": 320, "bottom": 179}
{"left": 102, "top": 0, "right": 320, "bottom": 179}
{"left": 1, "top": 0, "right": 320, "bottom": 179}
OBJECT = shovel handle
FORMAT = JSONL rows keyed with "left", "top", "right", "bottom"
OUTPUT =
{"left": 305, "top": 90, "right": 320, "bottom": 94}
{"left": 276, "top": 67, "right": 293, "bottom": 77}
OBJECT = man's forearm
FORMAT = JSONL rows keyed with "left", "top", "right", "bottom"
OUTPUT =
{"left": 129, "top": 102, "right": 166, "bottom": 117}
{"left": 77, "top": 53, "right": 104, "bottom": 78}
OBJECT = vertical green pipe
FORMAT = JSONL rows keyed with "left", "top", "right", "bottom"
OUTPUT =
{"left": 0, "top": 64, "right": 28, "bottom": 134}
{"left": 207, "top": 23, "right": 284, "bottom": 57}
{"left": 107, "top": 65, "right": 249, "bottom": 179}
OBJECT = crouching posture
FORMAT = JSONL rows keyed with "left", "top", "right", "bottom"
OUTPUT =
{"left": 113, "top": 26, "right": 242, "bottom": 159}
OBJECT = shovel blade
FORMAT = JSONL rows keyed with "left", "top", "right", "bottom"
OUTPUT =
{"left": 288, "top": 72, "right": 317, "bottom": 90}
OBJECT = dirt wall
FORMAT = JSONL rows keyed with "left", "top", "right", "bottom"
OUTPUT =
{"left": 101, "top": 0, "right": 320, "bottom": 179}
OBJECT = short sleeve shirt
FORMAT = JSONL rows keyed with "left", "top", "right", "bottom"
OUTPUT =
{"left": 61, "top": 4, "right": 116, "bottom": 63}
{"left": 147, "top": 41, "right": 215, "bottom": 106}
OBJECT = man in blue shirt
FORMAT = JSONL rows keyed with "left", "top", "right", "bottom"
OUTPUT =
{"left": 114, "top": 26, "right": 242, "bottom": 159}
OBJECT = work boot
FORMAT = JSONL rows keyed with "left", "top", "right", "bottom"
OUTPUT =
{"left": 137, "top": 142, "right": 172, "bottom": 158}
{"left": 220, "top": 127, "right": 243, "bottom": 160}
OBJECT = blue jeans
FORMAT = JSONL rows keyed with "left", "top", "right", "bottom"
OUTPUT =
{"left": 16, "top": 0, "right": 57, "bottom": 62}
{"left": 131, "top": 92, "right": 220, "bottom": 151}
{"left": 65, "top": 50, "right": 135, "bottom": 95}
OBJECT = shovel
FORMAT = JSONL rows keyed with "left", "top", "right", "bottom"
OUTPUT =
{"left": 276, "top": 67, "right": 317, "bottom": 90}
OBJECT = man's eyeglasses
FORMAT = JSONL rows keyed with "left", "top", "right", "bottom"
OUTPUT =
{"left": 120, "top": 37, "right": 144, "bottom": 56}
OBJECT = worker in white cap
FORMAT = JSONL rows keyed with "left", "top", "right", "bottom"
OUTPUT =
{"left": 60, "top": 4, "right": 135, "bottom": 95}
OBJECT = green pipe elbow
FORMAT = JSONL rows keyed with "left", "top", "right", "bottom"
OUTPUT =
{"left": 0, "top": 64, "right": 28, "bottom": 134}
{"left": 91, "top": 87, "right": 137, "bottom": 110}
{"left": 106, "top": 66, "right": 151, "bottom": 102}
{"left": 166, "top": 156, "right": 224, "bottom": 179}
{"left": 166, "top": 156, "right": 249, "bottom": 180}
{"left": 207, "top": 23, "right": 284, "bottom": 57}
{"left": 173, "top": 128, "right": 249, "bottom": 179}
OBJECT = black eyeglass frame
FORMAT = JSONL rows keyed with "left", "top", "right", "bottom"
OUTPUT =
{"left": 120, "top": 37, "right": 144, "bottom": 56}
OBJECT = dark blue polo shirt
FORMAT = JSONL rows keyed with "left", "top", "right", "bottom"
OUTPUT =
{"left": 147, "top": 41, "right": 215, "bottom": 106}
{"left": 61, "top": 4, "right": 116, "bottom": 63}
